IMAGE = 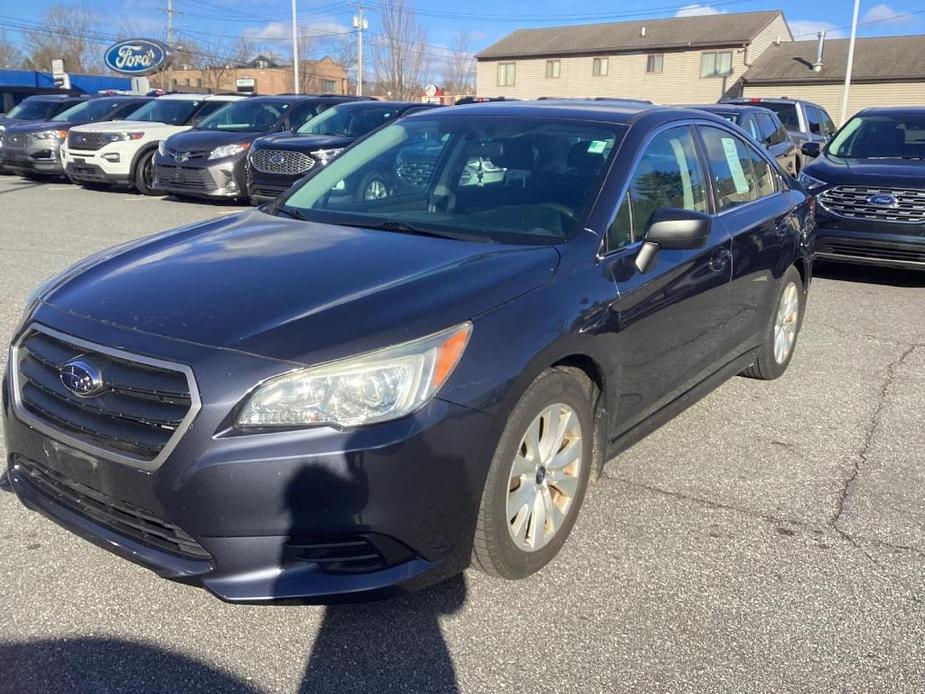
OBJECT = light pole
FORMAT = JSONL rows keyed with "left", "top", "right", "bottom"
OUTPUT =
{"left": 840, "top": 0, "right": 861, "bottom": 124}
{"left": 291, "top": 0, "right": 300, "bottom": 94}
{"left": 353, "top": 5, "right": 368, "bottom": 96}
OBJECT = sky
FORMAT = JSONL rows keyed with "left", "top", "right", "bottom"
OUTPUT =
{"left": 1, "top": 0, "right": 923, "bottom": 77}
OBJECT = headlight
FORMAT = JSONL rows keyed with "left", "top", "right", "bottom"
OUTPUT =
{"left": 310, "top": 147, "right": 344, "bottom": 165}
{"left": 236, "top": 322, "right": 472, "bottom": 429}
{"left": 34, "top": 129, "right": 68, "bottom": 141}
{"left": 797, "top": 171, "right": 827, "bottom": 191}
{"left": 100, "top": 131, "right": 144, "bottom": 143}
{"left": 158, "top": 140, "right": 168, "bottom": 157}
{"left": 209, "top": 143, "right": 249, "bottom": 160}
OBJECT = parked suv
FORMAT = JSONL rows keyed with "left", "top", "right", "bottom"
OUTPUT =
{"left": 799, "top": 107, "right": 925, "bottom": 270}
{"left": 246, "top": 101, "right": 434, "bottom": 203}
{"left": 153, "top": 95, "right": 361, "bottom": 201}
{"left": 3, "top": 101, "right": 814, "bottom": 602}
{"left": 724, "top": 97, "right": 836, "bottom": 168}
{"left": 687, "top": 104, "right": 799, "bottom": 176}
{"left": 0, "top": 94, "right": 89, "bottom": 173}
{"left": 0, "top": 96, "right": 152, "bottom": 178}
{"left": 62, "top": 93, "right": 243, "bottom": 194}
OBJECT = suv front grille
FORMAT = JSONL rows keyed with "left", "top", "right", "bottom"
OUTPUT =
{"left": 819, "top": 186, "right": 925, "bottom": 224}
{"left": 250, "top": 148, "right": 315, "bottom": 175}
{"left": 13, "top": 326, "right": 198, "bottom": 466}
{"left": 396, "top": 161, "right": 434, "bottom": 188}
{"left": 67, "top": 131, "right": 114, "bottom": 151}
{"left": 13, "top": 456, "right": 210, "bottom": 560}
{"left": 2, "top": 132, "right": 30, "bottom": 150}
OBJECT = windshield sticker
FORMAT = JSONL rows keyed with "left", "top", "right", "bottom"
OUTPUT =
{"left": 587, "top": 140, "right": 607, "bottom": 154}
{"left": 721, "top": 137, "right": 750, "bottom": 194}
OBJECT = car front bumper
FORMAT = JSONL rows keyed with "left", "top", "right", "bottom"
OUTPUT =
{"left": 2, "top": 308, "right": 499, "bottom": 603}
{"left": 62, "top": 143, "right": 135, "bottom": 185}
{"left": 814, "top": 217, "right": 925, "bottom": 270}
{"left": 0, "top": 142, "right": 64, "bottom": 175}
{"left": 153, "top": 154, "right": 247, "bottom": 199}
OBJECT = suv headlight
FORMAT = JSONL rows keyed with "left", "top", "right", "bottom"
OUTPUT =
{"left": 236, "top": 322, "right": 472, "bottom": 429}
{"left": 100, "top": 131, "right": 144, "bottom": 143}
{"left": 310, "top": 147, "right": 344, "bottom": 165}
{"left": 797, "top": 170, "right": 827, "bottom": 191}
{"left": 209, "top": 143, "right": 249, "bottom": 160}
{"left": 158, "top": 140, "right": 168, "bottom": 157}
{"left": 34, "top": 129, "right": 68, "bottom": 140}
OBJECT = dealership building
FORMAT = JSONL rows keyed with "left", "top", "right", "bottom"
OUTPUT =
{"left": 475, "top": 10, "right": 925, "bottom": 121}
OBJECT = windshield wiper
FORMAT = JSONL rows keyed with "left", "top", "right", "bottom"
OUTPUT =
{"left": 275, "top": 204, "right": 309, "bottom": 221}
{"left": 867, "top": 156, "right": 924, "bottom": 160}
{"left": 339, "top": 219, "right": 492, "bottom": 242}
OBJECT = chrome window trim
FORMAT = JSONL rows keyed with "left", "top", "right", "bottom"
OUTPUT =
{"left": 10, "top": 323, "right": 202, "bottom": 472}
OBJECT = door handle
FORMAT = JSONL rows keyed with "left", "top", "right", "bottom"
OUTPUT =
{"left": 709, "top": 249, "right": 731, "bottom": 273}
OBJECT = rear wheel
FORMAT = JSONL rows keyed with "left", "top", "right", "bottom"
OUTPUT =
{"left": 133, "top": 149, "right": 158, "bottom": 196}
{"left": 741, "top": 265, "right": 804, "bottom": 380}
{"left": 472, "top": 368, "right": 594, "bottom": 579}
{"left": 356, "top": 171, "right": 391, "bottom": 202}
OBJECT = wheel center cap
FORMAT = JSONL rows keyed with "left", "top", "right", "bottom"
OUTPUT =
{"left": 535, "top": 467, "right": 547, "bottom": 484}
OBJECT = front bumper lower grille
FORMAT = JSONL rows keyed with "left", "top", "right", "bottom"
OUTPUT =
{"left": 819, "top": 186, "right": 925, "bottom": 224}
{"left": 12, "top": 325, "right": 199, "bottom": 467}
{"left": 154, "top": 164, "right": 209, "bottom": 190}
{"left": 250, "top": 148, "right": 315, "bottom": 175}
{"left": 13, "top": 455, "right": 210, "bottom": 560}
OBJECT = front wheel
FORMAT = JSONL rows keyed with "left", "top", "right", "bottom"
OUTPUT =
{"left": 472, "top": 368, "right": 594, "bottom": 579}
{"left": 133, "top": 149, "right": 159, "bottom": 196}
{"left": 741, "top": 265, "right": 805, "bottom": 380}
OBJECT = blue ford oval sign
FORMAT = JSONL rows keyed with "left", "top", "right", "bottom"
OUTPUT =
{"left": 104, "top": 39, "right": 169, "bottom": 76}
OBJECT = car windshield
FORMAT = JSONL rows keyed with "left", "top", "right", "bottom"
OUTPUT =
{"left": 196, "top": 99, "right": 288, "bottom": 132}
{"left": 282, "top": 115, "right": 623, "bottom": 245}
{"left": 297, "top": 104, "right": 401, "bottom": 137}
{"left": 6, "top": 99, "right": 59, "bottom": 120}
{"left": 757, "top": 102, "right": 799, "bottom": 131}
{"left": 827, "top": 114, "right": 925, "bottom": 160}
{"left": 51, "top": 98, "right": 128, "bottom": 123}
{"left": 125, "top": 99, "right": 203, "bottom": 125}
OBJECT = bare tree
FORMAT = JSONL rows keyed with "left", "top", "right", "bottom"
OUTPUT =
{"left": 194, "top": 35, "right": 253, "bottom": 92}
{"left": 24, "top": 3, "right": 101, "bottom": 74}
{"left": 371, "top": 0, "right": 427, "bottom": 100}
{"left": 0, "top": 29, "right": 23, "bottom": 69}
{"left": 328, "top": 34, "right": 357, "bottom": 94}
{"left": 441, "top": 31, "right": 475, "bottom": 96}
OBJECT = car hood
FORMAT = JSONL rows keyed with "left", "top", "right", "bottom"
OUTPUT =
{"left": 70, "top": 120, "right": 185, "bottom": 134}
{"left": 4, "top": 120, "right": 80, "bottom": 134}
{"left": 42, "top": 210, "right": 559, "bottom": 364}
{"left": 254, "top": 133, "right": 354, "bottom": 152}
{"left": 0, "top": 117, "right": 30, "bottom": 129}
{"left": 165, "top": 129, "right": 266, "bottom": 153}
{"left": 805, "top": 154, "right": 925, "bottom": 189}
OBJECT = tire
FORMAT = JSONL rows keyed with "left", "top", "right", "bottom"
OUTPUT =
{"left": 472, "top": 368, "right": 595, "bottom": 579}
{"left": 133, "top": 149, "right": 159, "bottom": 196}
{"left": 741, "top": 265, "right": 805, "bottom": 380}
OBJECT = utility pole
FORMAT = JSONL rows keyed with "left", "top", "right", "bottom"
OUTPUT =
{"left": 353, "top": 5, "right": 367, "bottom": 96}
{"left": 291, "top": 0, "right": 300, "bottom": 94}
{"left": 166, "top": 0, "right": 174, "bottom": 47}
{"left": 839, "top": 0, "right": 861, "bottom": 124}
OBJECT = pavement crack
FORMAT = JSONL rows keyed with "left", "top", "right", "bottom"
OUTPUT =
{"left": 813, "top": 319, "right": 925, "bottom": 349}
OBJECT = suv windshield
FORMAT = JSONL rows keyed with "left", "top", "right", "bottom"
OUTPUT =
{"left": 126, "top": 99, "right": 204, "bottom": 125}
{"left": 6, "top": 99, "right": 60, "bottom": 120}
{"left": 297, "top": 104, "right": 401, "bottom": 137}
{"left": 757, "top": 102, "right": 800, "bottom": 131}
{"left": 51, "top": 98, "right": 129, "bottom": 123}
{"left": 196, "top": 99, "right": 288, "bottom": 132}
{"left": 828, "top": 113, "right": 925, "bottom": 160}
{"left": 282, "top": 115, "right": 623, "bottom": 244}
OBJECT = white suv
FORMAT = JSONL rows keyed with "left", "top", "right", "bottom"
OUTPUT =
{"left": 62, "top": 93, "right": 244, "bottom": 194}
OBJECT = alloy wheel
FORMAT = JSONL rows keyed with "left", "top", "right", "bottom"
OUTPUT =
{"left": 773, "top": 281, "right": 800, "bottom": 364}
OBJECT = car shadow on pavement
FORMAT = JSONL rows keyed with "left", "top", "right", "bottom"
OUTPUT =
{"left": 0, "top": 637, "right": 260, "bottom": 693}
{"left": 814, "top": 260, "right": 925, "bottom": 287}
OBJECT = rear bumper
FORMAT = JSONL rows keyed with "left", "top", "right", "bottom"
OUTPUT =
{"left": 815, "top": 225, "right": 925, "bottom": 270}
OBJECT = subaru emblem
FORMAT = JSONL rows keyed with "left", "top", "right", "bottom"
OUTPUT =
{"left": 866, "top": 193, "right": 898, "bottom": 208}
{"left": 60, "top": 359, "right": 104, "bottom": 397}
{"left": 176, "top": 151, "right": 190, "bottom": 162}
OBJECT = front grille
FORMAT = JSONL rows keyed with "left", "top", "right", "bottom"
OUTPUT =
{"left": 164, "top": 148, "right": 208, "bottom": 161}
{"left": 67, "top": 131, "right": 114, "bottom": 151}
{"left": 819, "top": 186, "right": 925, "bottom": 224}
{"left": 821, "top": 241, "right": 925, "bottom": 264}
{"left": 250, "top": 148, "right": 315, "bottom": 175}
{"left": 13, "top": 456, "right": 210, "bottom": 560}
{"left": 14, "top": 327, "right": 196, "bottom": 464}
{"left": 396, "top": 160, "right": 434, "bottom": 188}
{"left": 2, "top": 132, "right": 30, "bottom": 150}
{"left": 154, "top": 164, "right": 208, "bottom": 189}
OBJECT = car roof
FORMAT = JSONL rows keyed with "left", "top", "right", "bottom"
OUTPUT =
{"left": 156, "top": 93, "right": 243, "bottom": 101}
{"left": 687, "top": 103, "right": 776, "bottom": 116}
{"left": 725, "top": 96, "right": 826, "bottom": 110}
{"left": 327, "top": 100, "right": 424, "bottom": 110}
{"left": 23, "top": 94, "right": 86, "bottom": 103}
{"left": 855, "top": 106, "right": 925, "bottom": 117}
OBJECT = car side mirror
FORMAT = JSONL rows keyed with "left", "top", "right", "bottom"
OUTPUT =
{"left": 635, "top": 208, "right": 712, "bottom": 274}
{"left": 801, "top": 142, "right": 821, "bottom": 158}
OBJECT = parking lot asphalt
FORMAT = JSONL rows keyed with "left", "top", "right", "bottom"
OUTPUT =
{"left": 1, "top": 174, "right": 924, "bottom": 694}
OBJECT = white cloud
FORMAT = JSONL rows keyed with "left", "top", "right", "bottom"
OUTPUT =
{"left": 675, "top": 4, "right": 727, "bottom": 17}
{"left": 244, "top": 20, "right": 352, "bottom": 43}
{"left": 862, "top": 3, "right": 905, "bottom": 26}
{"left": 788, "top": 20, "right": 846, "bottom": 40}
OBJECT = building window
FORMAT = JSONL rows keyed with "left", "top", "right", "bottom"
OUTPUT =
{"left": 497, "top": 62, "right": 516, "bottom": 86}
{"left": 701, "top": 51, "right": 733, "bottom": 77}
{"left": 592, "top": 57, "right": 608, "bottom": 76}
{"left": 321, "top": 79, "right": 337, "bottom": 92}
{"left": 545, "top": 60, "right": 561, "bottom": 79}
{"left": 196, "top": 78, "right": 203, "bottom": 87}
{"left": 646, "top": 54, "right": 664, "bottom": 74}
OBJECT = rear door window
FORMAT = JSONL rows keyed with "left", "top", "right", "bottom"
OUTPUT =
{"left": 759, "top": 102, "right": 800, "bottom": 131}
{"left": 698, "top": 126, "right": 760, "bottom": 211}
{"left": 741, "top": 114, "right": 761, "bottom": 141}
{"left": 757, "top": 113, "right": 782, "bottom": 146}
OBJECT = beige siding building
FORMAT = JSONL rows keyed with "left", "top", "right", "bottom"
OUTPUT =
{"left": 475, "top": 11, "right": 792, "bottom": 103}
{"left": 741, "top": 35, "right": 925, "bottom": 123}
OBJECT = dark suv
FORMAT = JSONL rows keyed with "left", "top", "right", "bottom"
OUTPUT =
{"left": 724, "top": 97, "right": 836, "bottom": 168}
{"left": 688, "top": 104, "right": 798, "bottom": 176}
{"left": 3, "top": 101, "right": 814, "bottom": 602}
{"left": 799, "top": 107, "right": 925, "bottom": 270}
